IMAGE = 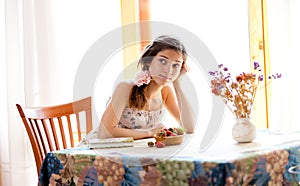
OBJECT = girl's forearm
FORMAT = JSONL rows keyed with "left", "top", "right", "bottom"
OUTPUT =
{"left": 173, "top": 81, "right": 196, "bottom": 133}
{"left": 98, "top": 124, "right": 161, "bottom": 140}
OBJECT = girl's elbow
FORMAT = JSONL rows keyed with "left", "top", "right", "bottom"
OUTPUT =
{"left": 186, "top": 127, "right": 195, "bottom": 134}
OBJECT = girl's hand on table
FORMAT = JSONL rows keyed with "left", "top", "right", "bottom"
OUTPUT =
{"left": 149, "top": 124, "right": 165, "bottom": 137}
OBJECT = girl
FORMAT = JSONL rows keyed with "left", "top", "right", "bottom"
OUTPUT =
{"left": 97, "top": 35, "right": 195, "bottom": 139}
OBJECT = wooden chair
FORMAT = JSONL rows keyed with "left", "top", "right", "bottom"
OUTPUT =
{"left": 16, "top": 96, "right": 93, "bottom": 175}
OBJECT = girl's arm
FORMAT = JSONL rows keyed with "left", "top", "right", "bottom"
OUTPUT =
{"left": 98, "top": 82, "right": 163, "bottom": 139}
{"left": 172, "top": 81, "right": 195, "bottom": 133}
{"left": 162, "top": 62, "right": 195, "bottom": 133}
{"left": 162, "top": 84, "right": 195, "bottom": 133}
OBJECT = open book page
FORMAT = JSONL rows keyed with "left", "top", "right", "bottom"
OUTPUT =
{"left": 87, "top": 137, "right": 134, "bottom": 149}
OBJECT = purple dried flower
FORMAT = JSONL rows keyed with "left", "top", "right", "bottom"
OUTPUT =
{"left": 276, "top": 73, "right": 282, "bottom": 78}
{"left": 209, "top": 71, "right": 215, "bottom": 76}
{"left": 259, "top": 75, "right": 264, "bottom": 81}
{"left": 254, "top": 61, "right": 260, "bottom": 70}
{"left": 223, "top": 67, "right": 228, "bottom": 71}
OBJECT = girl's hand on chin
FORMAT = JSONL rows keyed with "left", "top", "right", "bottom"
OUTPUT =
{"left": 174, "top": 62, "right": 189, "bottom": 84}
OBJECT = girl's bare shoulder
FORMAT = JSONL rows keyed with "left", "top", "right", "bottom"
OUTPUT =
{"left": 113, "top": 80, "right": 134, "bottom": 95}
{"left": 161, "top": 84, "right": 176, "bottom": 100}
{"left": 162, "top": 84, "right": 175, "bottom": 94}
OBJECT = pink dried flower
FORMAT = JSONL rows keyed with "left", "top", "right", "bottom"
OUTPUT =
{"left": 133, "top": 70, "right": 151, "bottom": 87}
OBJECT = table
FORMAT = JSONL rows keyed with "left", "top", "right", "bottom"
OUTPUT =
{"left": 39, "top": 130, "right": 300, "bottom": 185}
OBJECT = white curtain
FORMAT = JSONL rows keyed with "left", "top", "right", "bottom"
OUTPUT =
{"left": 0, "top": 0, "right": 122, "bottom": 185}
{"left": 1, "top": 0, "right": 35, "bottom": 185}
{"left": 1, "top": 0, "right": 60, "bottom": 185}
{"left": 267, "top": 0, "right": 300, "bottom": 131}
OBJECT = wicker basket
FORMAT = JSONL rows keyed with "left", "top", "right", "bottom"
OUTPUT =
{"left": 154, "top": 134, "right": 185, "bottom": 146}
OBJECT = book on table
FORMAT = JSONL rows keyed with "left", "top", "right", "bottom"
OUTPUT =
{"left": 87, "top": 137, "right": 134, "bottom": 149}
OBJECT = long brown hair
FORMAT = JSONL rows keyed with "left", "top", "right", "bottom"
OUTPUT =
{"left": 128, "top": 35, "right": 187, "bottom": 110}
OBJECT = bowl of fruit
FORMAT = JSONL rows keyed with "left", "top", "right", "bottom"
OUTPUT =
{"left": 153, "top": 127, "right": 186, "bottom": 147}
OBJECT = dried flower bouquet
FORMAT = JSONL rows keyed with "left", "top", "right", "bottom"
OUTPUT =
{"left": 209, "top": 62, "right": 281, "bottom": 118}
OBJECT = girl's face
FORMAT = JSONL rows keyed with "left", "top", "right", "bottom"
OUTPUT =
{"left": 148, "top": 49, "right": 184, "bottom": 86}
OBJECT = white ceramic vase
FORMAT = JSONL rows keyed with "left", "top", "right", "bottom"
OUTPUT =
{"left": 232, "top": 117, "right": 256, "bottom": 143}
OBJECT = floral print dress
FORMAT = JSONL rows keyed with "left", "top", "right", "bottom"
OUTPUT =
{"left": 78, "top": 98, "right": 166, "bottom": 146}
{"left": 117, "top": 106, "right": 165, "bottom": 130}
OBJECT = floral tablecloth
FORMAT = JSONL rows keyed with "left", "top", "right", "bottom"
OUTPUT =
{"left": 38, "top": 131, "right": 300, "bottom": 186}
